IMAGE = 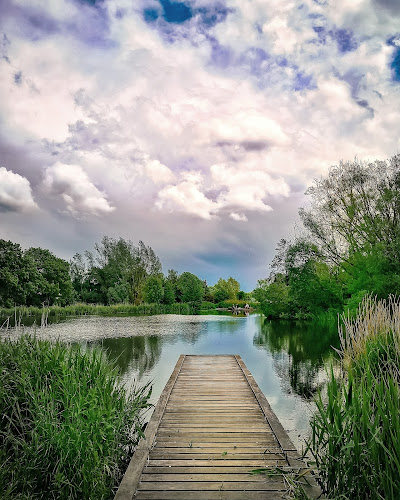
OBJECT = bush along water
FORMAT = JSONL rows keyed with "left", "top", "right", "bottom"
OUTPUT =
{"left": 308, "top": 295, "right": 400, "bottom": 499}
{"left": 0, "top": 302, "right": 193, "bottom": 325}
{"left": 0, "top": 336, "right": 151, "bottom": 500}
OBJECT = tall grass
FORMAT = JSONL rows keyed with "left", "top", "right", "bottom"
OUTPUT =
{"left": 308, "top": 295, "right": 400, "bottom": 499}
{"left": 0, "top": 336, "right": 151, "bottom": 500}
{"left": 0, "top": 302, "right": 192, "bottom": 323}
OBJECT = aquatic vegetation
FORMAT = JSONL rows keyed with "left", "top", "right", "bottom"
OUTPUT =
{"left": 0, "top": 302, "right": 192, "bottom": 325}
{"left": 308, "top": 295, "right": 400, "bottom": 499}
{"left": 0, "top": 336, "right": 151, "bottom": 499}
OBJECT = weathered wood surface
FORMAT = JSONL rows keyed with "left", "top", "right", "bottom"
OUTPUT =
{"left": 115, "top": 355, "right": 322, "bottom": 500}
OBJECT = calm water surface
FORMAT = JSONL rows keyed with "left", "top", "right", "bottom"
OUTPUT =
{"left": 1, "top": 313, "right": 339, "bottom": 451}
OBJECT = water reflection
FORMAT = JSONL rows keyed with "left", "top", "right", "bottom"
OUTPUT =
{"left": 254, "top": 319, "right": 340, "bottom": 399}
{"left": 100, "top": 336, "right": 161, "bottom": 377}
{"left": 0, "top": 313, "right": 342, "bottom": 451}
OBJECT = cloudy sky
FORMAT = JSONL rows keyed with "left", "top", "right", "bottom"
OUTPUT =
{"left": 1, "top": 0, "right": 400, "bottom": 290}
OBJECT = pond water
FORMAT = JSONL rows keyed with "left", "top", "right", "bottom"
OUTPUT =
{"left": 1, "top": 313, "right": 339, "bottom": 452}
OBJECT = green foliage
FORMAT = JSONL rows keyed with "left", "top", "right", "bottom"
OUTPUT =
{"left": 0, "top": 302, "right": 193, "bottom": 322}
{"left": 0, "top": 240, "right": 35, "bottom": 307}
{"left": 143, "top": 275, "right": 164, "bottom": 304}
{"left": 70, "top": 237, "right": 162, "bottom": 305}
{"left": 258, "top": 155, "right": 400, "bottom": 318}
{"left": 161, "top": 280, "right": 175, "bottom": 305}
{"left": 177, "top": 272, "right": 205, "bottom": 313}
{"left": 25, "top": 247, "right": 74, "bottom": 306}
{"left": 211, "top": 277, "right": 240, "bottom": 303}
{"left": 0, "top": 240, "right": 74, "bottom": 308}
{"left": 258, "top": 274, "right": 290, "bottom": 318}
{"left": 308, "top": 296, "right": 400, "bottom": 499}
{"left": 0, "top": 336, "right": 151, "bottom": 500}
{"left": 201, "top": 301, "right": 218, "bottom": 310}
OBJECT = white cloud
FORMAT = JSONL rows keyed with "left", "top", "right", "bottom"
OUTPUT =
{"left": 156, "top": 170, "right": 218, "bottom": 220}
{"left": 42, "top": 162, "right": 114, "bottom": 217}
{"left": 0, "top": 166, "right": 38, "bottom": 213}
{"left": 211, "top": 163, "right": 290, "bottom": 212}
{"left": 144, "top": 159, "right": 175, "bottom": 184}
{"left": 230, "top": 212, "right": 248, "bottom": 222}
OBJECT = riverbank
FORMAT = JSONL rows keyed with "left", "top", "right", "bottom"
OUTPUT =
{"left": 0, "top": 302, "right": 193, "bottom": 326}
{"left": 308, "top": 295, "right": 400, "bottom": 498}
{"left": 0, "top": 335, "right": 151, "bottom": 500}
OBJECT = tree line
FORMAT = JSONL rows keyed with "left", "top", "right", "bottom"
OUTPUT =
{"left": 0, "top": 235, "right": 244, "bottom": 312}
{"left": 254, "top": 155, "right": 400, "bottom": 318}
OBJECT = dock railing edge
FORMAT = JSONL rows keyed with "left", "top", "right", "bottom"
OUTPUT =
{"left": 234, "top": 355, "right": 324, "bottom": 499}
{"left": 114, "top": 354, "right": 186, "bottom": 500}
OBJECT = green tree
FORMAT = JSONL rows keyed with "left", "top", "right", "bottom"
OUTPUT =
{"left": 143, "top": 275, "right": 164, "bottom": 304}
{"left": 166, "top": 269, "right": 180, "bottom": 302}
{"left": 258, "top": 274, "right": 290, "bottom": 318}
{"left": 177, "top": 272, "right": 204, "bottom": 313}
{"left": 84, "top": 237, "right": 162, "bottom": 305}
{"left": 226, "top": 277, "right": 240, "bottom": 300}
{"left": 212, "top": 277, "right": 240, "bottom": 302}
{"left": 25, "top": 247, "right": 74, "bottom": 306}
{"left": 162, "top": 280, "right": 175, "bottom": 305}
{"left": 0, "top": 240, "right": 38, "bottom": 307}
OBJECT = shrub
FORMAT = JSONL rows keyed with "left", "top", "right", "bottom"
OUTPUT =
{"left": 308, "top": 295, "right": 400, "bottom": 499}
{"left": 0, "top": 336, "right": 151, "bottom": 500}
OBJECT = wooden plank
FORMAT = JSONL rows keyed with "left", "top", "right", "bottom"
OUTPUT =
{"left": 114, "top": 354, "right": 322, "bottom": 500}
{"left": 143, "top": 466, "right": 281, "bottom": 474}
{"left": 147, "top": 460, "right": 287, "bottom": 467}
{"left": 135, "top": 491, "right": 286, "bottom": 499}
{"left": 151, "top": 447, "right": 281, "bottom": 454}
{"left": 114, "top": 355, "right": 186, "bottom": 500}
{"left": 139, "top": 473, "right": 283, "bottom": 482}
{"left": 137, "top": 481, "right": 286, "bottom": 491}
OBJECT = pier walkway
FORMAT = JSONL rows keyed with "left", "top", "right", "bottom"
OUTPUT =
{"left": 115, "top": 355, "right": 321, "bottom": 500}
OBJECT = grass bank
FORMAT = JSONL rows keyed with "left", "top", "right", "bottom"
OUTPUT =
{"left": 0, "top": 336, "right": 151, "bottom": 499}
{"left": 0, "top": 302, "right": 192, "bottom": 324}
{"left": 308, "top": 295, "right": 400, "bottom": 499}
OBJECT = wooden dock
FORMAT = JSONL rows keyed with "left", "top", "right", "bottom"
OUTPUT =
{"left": 115, "top": 355, "right": 321, "bottom": 500}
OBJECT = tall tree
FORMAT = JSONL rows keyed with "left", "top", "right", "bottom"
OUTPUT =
{"left": 0, "top": 240, "right": 37, "bottom": 307}
{"left": 25, "top": 247, "right": 74, "bottom": 306}
{"left": 177, "top": 272, "right": 204, "bottom": 312}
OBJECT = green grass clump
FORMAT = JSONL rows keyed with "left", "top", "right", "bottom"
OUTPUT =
{"left": 0, "top": 336, "right": 151, "bottom": 500}
{"left": 0, "top": 302, "right": 193, "bottom": 324}
{"left": 308, "top": 295, "right": 400, "bottom": 499}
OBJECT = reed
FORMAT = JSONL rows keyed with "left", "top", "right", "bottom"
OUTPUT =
{"left": 308, "top": 295, "right": 400, "bottom": 499}
{"left": 0, "top": 335, "right": 151, "bottom": 499}
{"left": 0, "top": 302, "right": 193, "bottom": 323}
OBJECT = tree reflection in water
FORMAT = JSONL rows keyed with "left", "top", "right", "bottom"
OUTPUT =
{"left": 254, "top": 319, "right": 340, "bottom": 399}
{"left": 101, "top": 335, "right": 162, "bottom": 377}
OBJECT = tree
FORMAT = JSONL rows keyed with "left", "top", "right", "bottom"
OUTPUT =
{"left": 177, "top": 272, "right": 204, "bottom": 312}
{"left": 143, "top": 275, "right": 164, "bottom": 304}
{"left": 25, "top": 247, "right": 74, "bottom": 306}
{"left": 0, "top": 240, "right": 38, "bottom": 307}
{"left": 212, "top": 277, "right": 240, "bottom": 302}
{"left": 166, "top": 269, "right": 179, "bottom": 302}
{"left": 84, "top": 237, "right": 162, "bottom": 305}
{"left": 162, "top": 280, "right": 175, "bottom": 305}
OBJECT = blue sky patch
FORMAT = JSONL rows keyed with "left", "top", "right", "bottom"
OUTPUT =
{"left": 331, "top": 28, "right": 357, "bottom": 53}
{"left": 161, "top": 0, "right": 192, "bottom": 23}
{"left": 143, "top": 0, "right": 233, "bottom": 37}
{"left": 197, "top": 3, "right": 234, "bottom": 28}
{"left": 210, "top": 38, "right": 233, "bottom": 69}
{"left": 391, "top": 47, "right": 400, "bottom": 81}
{"left": 238, "top": 47, "right": 269, "bottom": 77}
{"left": 14, "top": 71, "right": 22, "bottom": 85}
{"left": 144, "top": 1, "right": 193, "bottom": 24}
{"left": 294, "top": 71, "right": 316, "bottom": 91}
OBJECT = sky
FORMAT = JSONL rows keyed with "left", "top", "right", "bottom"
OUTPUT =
{"left": 1, "top": 0, "right": 400, "bottom": 291}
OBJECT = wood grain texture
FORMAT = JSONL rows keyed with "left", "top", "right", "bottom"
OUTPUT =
{"left": 114, "top": 354, "right": 322, "bottom": 500}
